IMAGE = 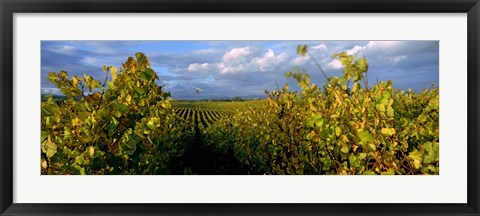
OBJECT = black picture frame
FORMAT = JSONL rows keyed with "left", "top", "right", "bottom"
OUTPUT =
{"left": 1, "top": 0, "right": 479, "bottom": 215}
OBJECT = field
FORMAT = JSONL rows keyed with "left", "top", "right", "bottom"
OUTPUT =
{"left": 169, "top": 100, "right": 266, "bottom": 174}
{"left": 172, "top": 100, "right": 264, "bottom": 126}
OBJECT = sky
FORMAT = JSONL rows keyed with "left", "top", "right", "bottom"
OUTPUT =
{"left": 41, "top": 40, "right": 439, "bottom": 100}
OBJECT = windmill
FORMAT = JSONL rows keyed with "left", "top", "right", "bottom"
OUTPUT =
{"left": 195, "top": 87, "right": 203, "bottom": 109}
{"left": 195, "top": 87, "right": 203, "bottom": 99}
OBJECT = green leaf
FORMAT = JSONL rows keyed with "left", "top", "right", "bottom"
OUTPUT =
{"left": 126, "top": 139, "right": 137, "bottom": 149}
{"left": 134, "top": 87, "right": 146, "bottom": 96}
{"left": 59, "top": 71, "right": 68, "bottom": 79}
{"left": 87, "top": 146, "right": 95, "bottom": 156}
{"left": 313, "top": 114, "right": 323, "bottom": 127}
{"left": 380, "top": 98, "right": 389, "bottom": 105}
{"left": 107, "top": 118, "right": 118, "bottom": 136}
{"left": 363, "top": 170, "right": 376, "bottom": 175}
{"left": 376, "top": 104, "right": 385, "bottom": 112}
{"left": 335, "top": 126, "right": 342, "bottom": 137}
{"left": 72, "top": 164, "right": 85, "bottom": 175}
{"left": 297, "top": 45, "right": 308, "bottom": 56}
{"left": 139, "top": 68, "right": 155, "bottom": 81}
{"left": 42, "top": 104, "right": 61, "bottom": 117}
{"left": 408, "top": 150, "right": 423, "bottom": 169}
{"left": 306, "top": 114, "right": 323, "bottom": 128}
{"left": 357, "top": 130, "right": 374, "bottom": 143}
{"left": 387, "top": 106, "right": 395, "bottom": 117}
{"left": 422, "top": 142, "right": 439, "bottom": 164}
{"left": 381, "top": 128, "right": 396, "bottom": 136}
{"left": 115, "top": 103, "right": 129, "bottom": 113}
{"left": 381, "top": 168, "right": 395, "bottom": 175}
{"left": 84, "top": 74, "right": 101, "bottom": 91}
{"left": 41, "top": 130, "right": 48, "bottom": 142}
{"left": 336, "top": 52, "right": 354, "bottom": 66}
{"left": 349, "top": 155, "right": 357, "bottom": 166}
{"left": 136, "top": 52, "right": 151, "bottom": 67}
{"left": 306, "top": 118, "right": 314, "bottom": 128}
{"left": 146, "top": 118, "right": 157, "bottom": 130}
{"left": 64, "top": 126, "right": 72, "bottom": 139}
{"left": 340, "top": 144, "right": 349, "bottom": 153}
{"left": 47, "top": 72, "right": 58, "bottom": 83}
{"left": 109, "top": 66, "right": 118, "bottom": 81}
{"left": 428, "top": 165, "right": 438, "bottom": 173}
{"left": 338, "top": 77, "right": 347, "bottom": 86}
{"left": 319, "top": 130, "right": 329, "bottom": 139}
{"left": 382, "top": 92, "right": 391, "bottom": 100}
{"left": 75, "top": 155, "right": 88, "bottom": 166}
{"left": 408, "top": 150, "right": 422, "bottom": 161}
{"left": 120, "top": 141, "right": 137, "bottom": 156}
{"left": 355, "top": 57, "right": 368, "bottom": 73}
{"left": 43, "top": 136, "right": 57, "bottom": 158}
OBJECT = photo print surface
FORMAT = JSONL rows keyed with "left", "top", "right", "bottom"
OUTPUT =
{"left": 41, "top": 40, "right": 439, "bottom": 175}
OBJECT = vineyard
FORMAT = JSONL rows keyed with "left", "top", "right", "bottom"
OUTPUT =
{"left": 175, "top": 108, "right": 223, "bottom": 128}
{"left": 172, "top": 100, "right": 264, "bottom": 127}
{"left": 41, "top": 46, "right": 439, "bottom": 175}
{"left": 169, "top": 101, "right": 265, "bottom": 174}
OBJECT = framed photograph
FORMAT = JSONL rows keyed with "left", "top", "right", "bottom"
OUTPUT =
{"left": 1, "top": 0, "right": 479, "bottom": 215}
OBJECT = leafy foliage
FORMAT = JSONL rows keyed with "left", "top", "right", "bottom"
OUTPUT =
{"left": 202, "top": 46, "right": 439, "bottom": 175}
{"left": 41, "top": 53, "right": 194, "bottom": 175}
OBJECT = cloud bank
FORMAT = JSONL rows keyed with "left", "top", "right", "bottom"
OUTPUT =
{"left": 41, "top": 40, "right": 439, "bottom": 100}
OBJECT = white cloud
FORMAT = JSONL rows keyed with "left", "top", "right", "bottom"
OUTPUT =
{"left": 80, "top": 41, "right": 118, "bottom": 55}
{"left": 81, "top": 57, "right": 100, "bottom": 67}
{"left": 327, "top": 59, "right": 344, "bottom": 69}
{"left": 217, "top": 62, "right": 245, "bottom": 74}
{"left": 188, "top": 63, "right": 212, "bottom": 72}
{"left": 193, "top": 49, "right": 218, "bottom": 54}
{"left": 252, "top": 49, "right": 287, "bottom": 71}
{"left": 222, "top": 47, "right": 252, "bottom": 61}
{"left": 177, "top": 41, "right": 434, "bottom": 80}
{"left": 170, "top": 46, "right": 291, "bottom": 75}
{"left": 338, "top": 41, "right": 402, "bottom": 58}
{"left": 393, "top": 55, "right": 407, "bottom": 64}
{"left": 311, "top": 44, "right": 327, "bottom": 51}
{"left": 334, "top": 41, "right": 407, "bottom": 66}
{"left": 217, "top": 49, "right": 288, "bottom": 74}
{"left": 347, "top": 45, "right": 365, "bottom": 56}
{"left": 162, "top": 80, "right": 178, "bottom": 88}
{"left": 93, "top": 49, "right": 116, "bottom": 55}
{"left": 326, "top": 41, "right": 403, "bottom": 70}
{"left": 365, "top": 41, "right": 400, "bottom": 49}
{"left": 352, "top": 41, "right": 429, "bottom": 66}
{"left": 41, "top": 87, "right": 62, "bottom": 95}
{"left": 291, "top": 55, "right": 309, "bottom": 65}
{"left": 49, "top": 45, "right": 76, "bottom": 55}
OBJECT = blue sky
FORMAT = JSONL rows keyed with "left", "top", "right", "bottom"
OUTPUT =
{"left": 41, "top": 40, "right": 439, "bottom": 100}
